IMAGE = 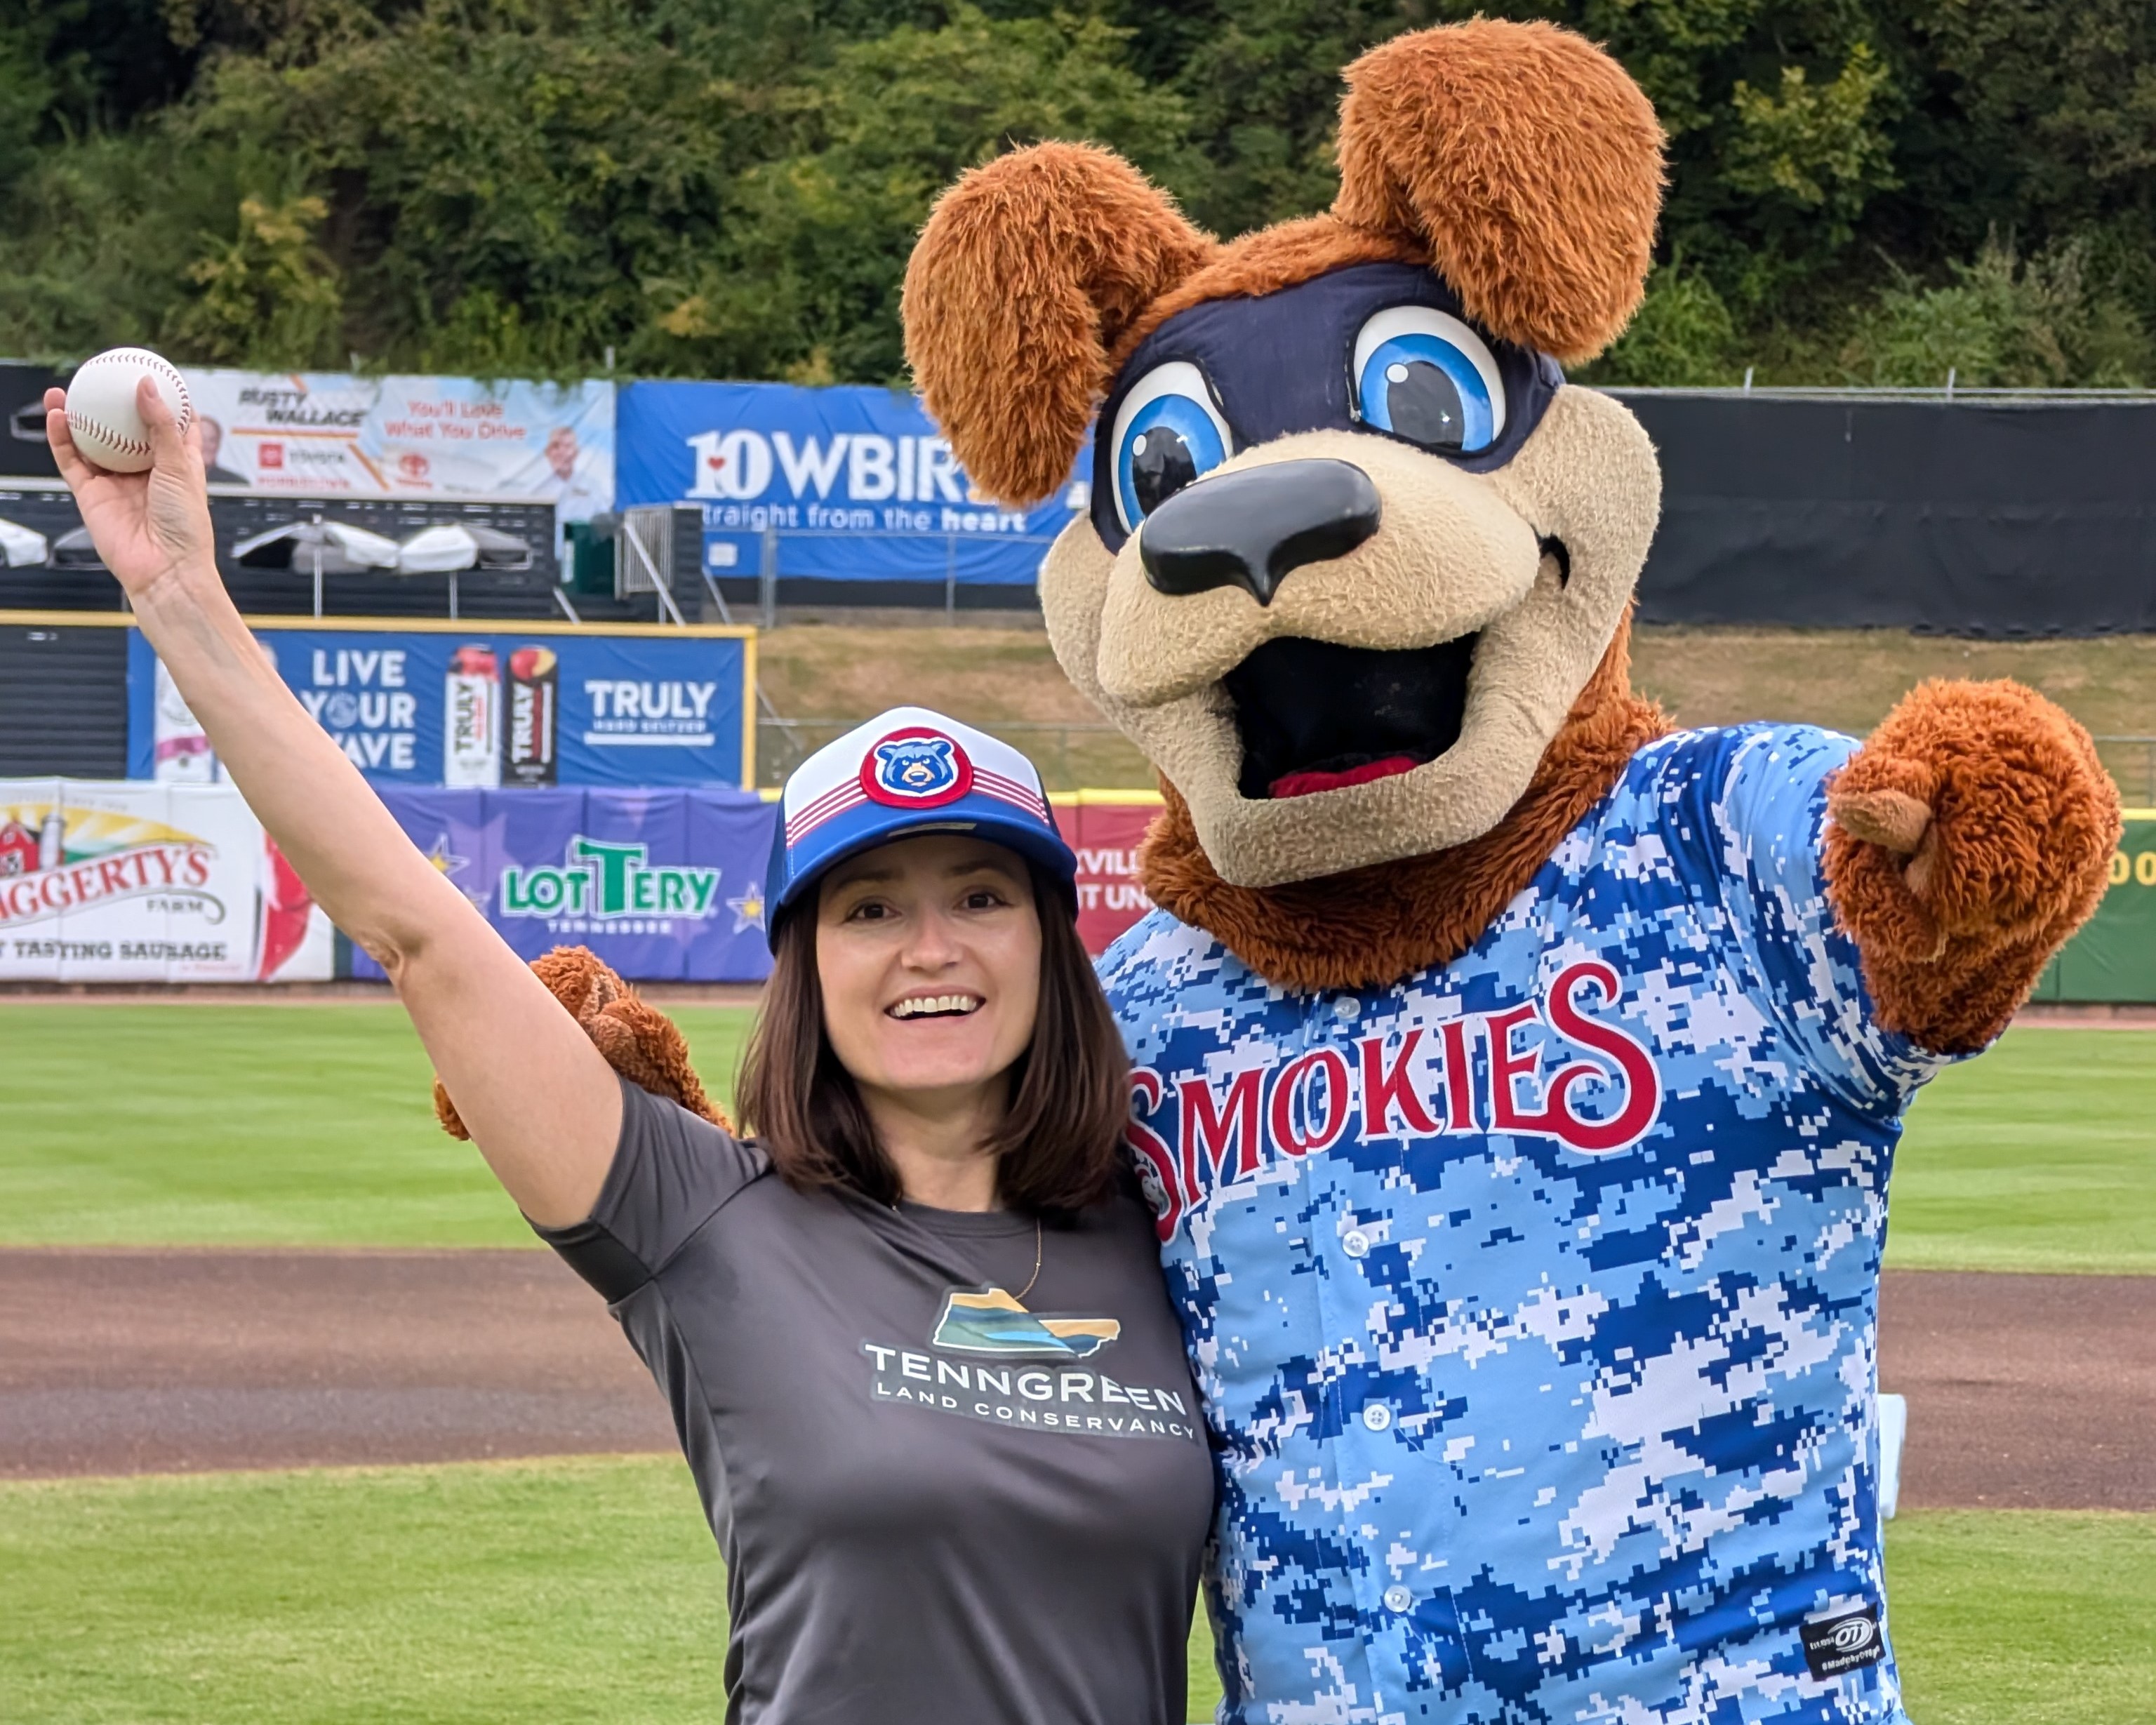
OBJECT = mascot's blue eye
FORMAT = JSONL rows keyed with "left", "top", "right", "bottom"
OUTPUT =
{"left": 1350, "top": 307, "right": 1506, "bottom": 455}
{"left": 1108, "top": 360, "right": 1235, "bottom": 532}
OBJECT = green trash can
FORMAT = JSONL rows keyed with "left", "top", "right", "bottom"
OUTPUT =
{"left": 564, "top": 518, "right": 615, "bottom": 597}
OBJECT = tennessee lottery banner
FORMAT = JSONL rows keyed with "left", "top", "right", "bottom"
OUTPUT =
{"left": 347, "top": 786, "right": 776, "bottom": 983}
{"left": 616, "top": 380, "right": 1085, "bottom": 585}
{"left": 181, "top": 369, "right": 613, "bottom": 519}
{"left": 0, "top": 780, "right": 330, "bottom": 983}
{"left": 126, "top": 621, "right": 755, "bottom": 791}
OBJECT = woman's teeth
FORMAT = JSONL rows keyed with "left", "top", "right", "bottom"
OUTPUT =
{"left": 889, "top": 994, "right": 983, "bottom": 1020}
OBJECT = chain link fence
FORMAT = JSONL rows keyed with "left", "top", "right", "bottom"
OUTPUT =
{"left": 722, "top": 525, "right": 1066, "bottom": 625}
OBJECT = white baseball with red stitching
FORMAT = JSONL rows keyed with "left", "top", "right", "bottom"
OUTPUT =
{"left": 64, "top": 347, "right": 194, "bottom": 474}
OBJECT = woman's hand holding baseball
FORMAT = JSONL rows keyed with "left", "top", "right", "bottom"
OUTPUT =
{"left": 43, "top": 375, "right": 618, "bottom": 1224}
{"left": 44, "top": 380, "right": 215, "bottom": 602}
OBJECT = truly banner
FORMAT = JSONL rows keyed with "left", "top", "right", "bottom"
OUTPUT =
{"left": 182, "top": 369, "right": 613, "bottom": 518}
{"left": 349, "top": 786, "right": 776, "bottom": 984}
{"left": 126, "top": 622, "right": 755, "bottom": 791}
{"left": 616, "top": 380, "right": 1084, "bottom": 585}
{"left": 0, "top": 780, "right": 330, "bottom": 983}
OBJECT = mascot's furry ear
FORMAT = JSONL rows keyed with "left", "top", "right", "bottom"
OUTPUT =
{"left": 433, "top": 945, "right": 731, "bottom": 1140}
{"left": 903, "top": 141, "right": 1218, "bottom": 507}
{"left": 1331, "top": 20, "right": 1665, "bottom": 364}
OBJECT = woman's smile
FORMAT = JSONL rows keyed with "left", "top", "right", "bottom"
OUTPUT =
{"left": 886, "top": 992, "right": 985, "bottom": 1020}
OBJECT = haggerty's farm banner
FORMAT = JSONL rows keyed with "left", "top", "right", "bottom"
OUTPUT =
{"left": 615, "top": 380, "right": 1085, "bottom": 585}
{"left": 182, "top": 368, "right": 613, "bottom": 519}
{"left": 0, "top": 780, "right": 330, "bottom": 983}
{"left": 128, "top": 625, "right": 754, "bottom": 792}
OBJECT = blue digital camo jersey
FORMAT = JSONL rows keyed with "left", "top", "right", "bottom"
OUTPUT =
{"left": 1099, "top": 725, "right": 1960, "bottom": 1725}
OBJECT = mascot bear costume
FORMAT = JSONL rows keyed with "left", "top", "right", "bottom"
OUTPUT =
{"left": 465, "top": 20, "right": 2117, "bottom": 1725}
{"left": 897, "top": 19, "right": 2118, "bottom": 1725}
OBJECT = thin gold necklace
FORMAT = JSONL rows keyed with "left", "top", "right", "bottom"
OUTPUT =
{"left": 894, "top": 1199, "right": 1042, "bottom": 1303}
{"left": 1013, "top": 1217, "right": 1042, "bottom": 1303}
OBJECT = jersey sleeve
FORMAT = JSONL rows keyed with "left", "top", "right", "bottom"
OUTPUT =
{"left": 532, "top": 1074, "right": 768, "bottom": 1303}
{"left": 1656, "top": 724, "right": 1959, "bottom": 1114}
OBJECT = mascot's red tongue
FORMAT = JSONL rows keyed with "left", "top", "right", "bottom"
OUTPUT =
{"left": 1270, "top": 755, "right": 1420, "bottom": 798}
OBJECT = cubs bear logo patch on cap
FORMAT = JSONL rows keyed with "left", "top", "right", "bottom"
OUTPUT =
{"left": 863, "top": 728, "right": 973, "bottom": 808}
{"left": 765, "top": 705, "right": 1077, "bottom": 943}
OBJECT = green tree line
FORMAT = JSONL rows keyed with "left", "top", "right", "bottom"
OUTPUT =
{"left": 3, "top": 0, "right": 2152, "bottom": 388}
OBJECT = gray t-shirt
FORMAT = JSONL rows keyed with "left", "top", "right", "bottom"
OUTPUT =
{"left": 537, "top": 1077, "right": 1215, "bottom": 1725}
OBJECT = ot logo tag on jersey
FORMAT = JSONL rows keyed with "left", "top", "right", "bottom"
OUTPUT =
{"left": 863, "top": 728, "right": 974, "bottom": 808}
{"left": 1799, "top": 1604, "right": 1884, "bottom": 1680}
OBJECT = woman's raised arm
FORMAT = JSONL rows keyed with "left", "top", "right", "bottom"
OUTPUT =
{"left": 46, "top": 381, "right": 619, "bottom": 1227}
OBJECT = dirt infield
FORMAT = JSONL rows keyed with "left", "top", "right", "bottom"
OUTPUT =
{"left": 0, "top": 1249, "right": 672, "bottom": 1477}
{"left": 1879, "top": 1272, "right": 2155, "bottom": 1510}
{"left": 1, "top": 1250, "right": 2148, "bottom": 1508}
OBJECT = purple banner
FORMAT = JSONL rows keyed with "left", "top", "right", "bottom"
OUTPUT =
{"left": 353, "top": 786, "right": 774, "bottom": 983}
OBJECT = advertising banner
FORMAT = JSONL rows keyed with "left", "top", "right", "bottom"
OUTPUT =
{"left": 2039, "top": 812, "right": 2156, "bottom": 1003}
{"left": 1063, "top": 794, "right": 1161, "bottom": 957}
{"left": 126, "top": 621, "right": 755, "bottom": 791}
{"left": 349, "top": 786, "right": 776, "bottom": 983}
{"left": 617, "top": 380, "right": 1084, "bottom": 586}
{"left": 180, "top": 371, "right": 613, "bottom": 520}
{"left": 0, "top": 779, "right": 330, "bottom": 983}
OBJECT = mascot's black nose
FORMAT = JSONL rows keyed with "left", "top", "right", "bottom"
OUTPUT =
{"left": 1138, "top": 458, "right": 1381, "bottom": 606}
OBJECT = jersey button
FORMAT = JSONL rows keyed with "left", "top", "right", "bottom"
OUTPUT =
{"left": 1332, "top": 995, "right": 1361, "bottom": 1022}
{"left": 1342, "top": 1229, "right": 1371, "bottom": 1259}
{"left": 1362, "top": 1402, "right": 1393, "bottom": 1432}
{"left": 1383, "top": 1585, "right": 1413, "bottom": 1614}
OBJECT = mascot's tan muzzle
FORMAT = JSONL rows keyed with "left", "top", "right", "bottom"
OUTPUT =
{"left": 1097, "top": 432, "right": 1545, "bottom": 708}
{"left": 1039, "top": 387, "right": 1662, "bottom": 887}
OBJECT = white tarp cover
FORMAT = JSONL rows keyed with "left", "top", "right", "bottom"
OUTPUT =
{"left": 0, "top": 515, "right": 48, "bottom": 567}
{"left": 395, "top": 523, "right": 481, "bottom": 573}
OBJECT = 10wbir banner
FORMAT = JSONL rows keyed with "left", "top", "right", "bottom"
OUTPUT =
{"left": 616, "top": 380, "right": 1084, "bottom": 585}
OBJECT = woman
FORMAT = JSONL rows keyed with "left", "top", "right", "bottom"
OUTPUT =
{"left": 48, "top": 382, "right": 1213, "bottom": 1724}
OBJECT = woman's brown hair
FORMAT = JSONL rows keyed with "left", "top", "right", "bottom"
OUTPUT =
{"left": 735, "top": 858, "right": 1131, "bottom": 1213}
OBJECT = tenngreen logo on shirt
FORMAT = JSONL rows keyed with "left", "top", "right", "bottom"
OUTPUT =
{"left": 861, "top": 1285, "right": 1199, "bottom": 1443}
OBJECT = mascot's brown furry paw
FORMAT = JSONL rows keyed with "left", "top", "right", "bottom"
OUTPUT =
{"left": 433, "top": 946, "right": 727, "bottom": 1140}
{"left": 1826, "top": 680, "right": 2119, "bottom": 1052}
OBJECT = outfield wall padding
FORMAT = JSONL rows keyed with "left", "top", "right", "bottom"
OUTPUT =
{"left": 2035, "top": 813, "right": 2156, "bottom": 1004}
{"left": 1616, "top": 395, "right": 2156, "bottom": 637}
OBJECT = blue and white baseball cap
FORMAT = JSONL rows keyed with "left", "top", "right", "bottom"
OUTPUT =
{"left": 765, "top": 706, "right": 1077, "bottom": 942}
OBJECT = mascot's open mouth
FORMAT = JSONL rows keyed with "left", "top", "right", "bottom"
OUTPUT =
{"left": 1224, "top": 634, "right": 1478, "bottom": 799}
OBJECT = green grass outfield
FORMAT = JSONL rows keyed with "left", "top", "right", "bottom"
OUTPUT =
{"left": 0, "top": 1005, "right": 2150, "bottom": 1271}
{"left": 0, "top": 1004, "right": 754, "bottom": 1248}
{"left": 1, "top": 1456, "right": 2149, "bottom": 1725}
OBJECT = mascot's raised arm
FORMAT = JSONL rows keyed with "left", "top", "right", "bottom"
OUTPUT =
{"left": 904, "top": 20, "right": 2117, "bottom": 1725}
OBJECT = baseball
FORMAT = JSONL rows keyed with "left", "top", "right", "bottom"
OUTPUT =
{"left": 65, "top": 347, "right": 193, "bottom": 474}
